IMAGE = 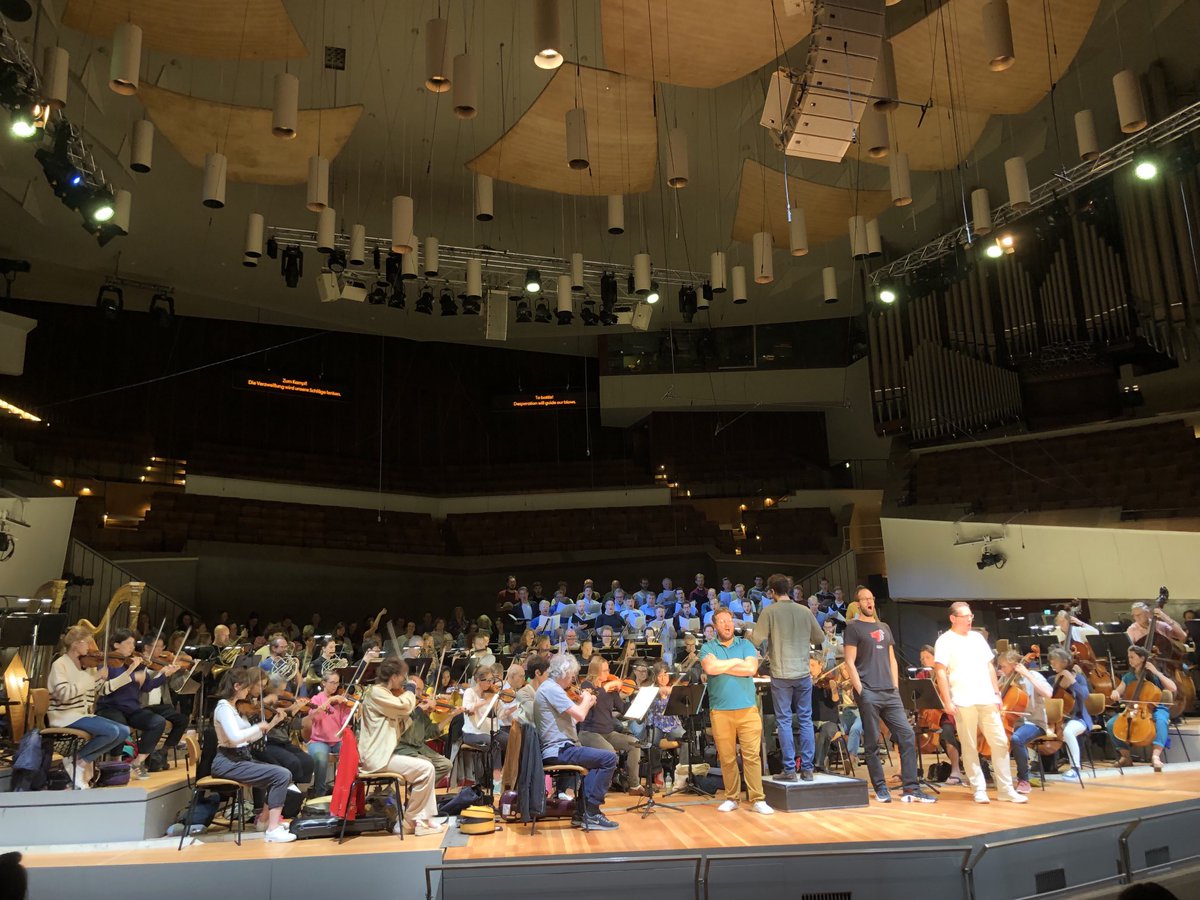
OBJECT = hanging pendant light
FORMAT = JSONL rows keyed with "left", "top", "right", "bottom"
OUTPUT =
{"left": 633, "top": 253, "right": 652, "bottom": 295}
{"left": 424, "top": 18, "right": 451, "bottom": 92}
{"left": 109, "top": 22, "right": 142, "bottom": 95}
{"left": 873, "top": 40, "right": 898, "bottom": 111}
{"left": 202, "top": 152, "right": 227, "bottom": 209}
{"left": 475, "top": 173, "right": 494, "bottom": 221}
{"left": 752, "top": 231, "right": 774, "bottom": 284}
{"left": 533, "top": 0, "right": 563, "bottom": 70}
{"left": 866, "top": 219, "right": 883, "bottom": 258}
{"left": 565, "top": 107, "right": 589, "bottom": 170}
{"left": 822, "top": 267, "right": 838, "bottom": 304}
{"left": 889, "top": 151, "right": 912, "bottom": 206}
{"left": 401, "top": 237, "right": 419, "bottom": 279}
{"left": 453, "top": 54, "right": 477, "bottom": 119}
{"left": 307, "top": 156, "right": 329, "bottom": 212}
{"left": 245, "top": 213, "right": 264, "bottom": 259}
{"left": 1113, "top": 70, "right": 1147, "bottom": 134}
{"left": 971, "top": 188, "right": 992, "bottom": 236}
{"left": 317, "top": 207, "right": 336, "bottom": 253}
{"left": 43, "top": 47, "right": 69, "bottom": 109}
{"left": 848, "top": 215, "right": 869, "bottom": 259}
{"left": 608, "top": 194, "right": 624, "bottom": 234}
{"left": 111, "top": 189, "right": 131, "bottom": 236}
{"left": 130, "top": 119, "right": 154, "bottom": 173}
{"left": 349, "top": 224, "right": 366, "bottom": 266}
{"left": 1074, "top": 109, "right": 1099, "bottom": 161}
{"left": 789, "top": 208, "right": 809, "bottom": 257}
{"left": 466, "top": 258, "right": 483, "bottom": 299}
{"left": 391, "top": 195, "right": 414, "bottom": 253}
{"left": 1004, "top": 156, "right": 1031, "bottom": 209}
{"left": 571, "top": 252, "right": 585, "bottom": 291}
{"left": 731, "top": 266, "right": 748, "bottom": 304}
{"left": 981, "top": 0, "right": 1015, "bottom": 72}
{"left": 272, "top": 72, "right": 299, "bottom": 139}
{"left": 860, "top": 106, "right": 889, "bottom": 159}
{"left": 710, "top": 251, "right": 727, "bottom": 293}
{"left": 424, "top": 236, "right": 439, "bottom": 277}
{"left": 666, "top": 128, "right": 689, "bottom": 188}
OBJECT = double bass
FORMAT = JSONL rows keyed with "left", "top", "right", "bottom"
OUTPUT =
{"left": 1143, "top": 587, "right": 1194, "bottom": 719}
{"left": 1060, "top": 606, "right": 1114, "bottom": 696}
{"left": 1112, "top": 598, "right": 1163, "bottom": 749}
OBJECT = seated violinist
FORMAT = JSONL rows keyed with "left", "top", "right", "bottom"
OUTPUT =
{"left": 137, "top": 635, "right": 191, "bottom": 772}
{"left": 304, "top": 670, "right": 354, "bottom": 796}
{"left": 460, "top": 665, "right": 509, "bottom": 792}
{"left": 1108, "top": 644, "right": 1174, "bottom": 771}
{"left": 808, "top": 657, "right": 842, "bottom": 772}
{"left": 252, "top": 687, "right": 316, "bottom": 792}
{"left": 394, "top": 674, "right": 455, "bottom": 784}
{"left": 578, "top": 656, "right": 643, "bottom": 796}
{"left": 996, "top": 649, "right": 1054, "bottom": 794}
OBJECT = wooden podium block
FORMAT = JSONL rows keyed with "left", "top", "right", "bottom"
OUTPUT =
{"left": 761, "top": 772, "right": 869, "bottom": 812}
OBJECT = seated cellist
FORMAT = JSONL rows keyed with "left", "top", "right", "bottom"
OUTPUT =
{"left": 1107, "top": 644, "right": 1174, "bottom": 771}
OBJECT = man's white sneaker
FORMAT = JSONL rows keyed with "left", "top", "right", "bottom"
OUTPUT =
{"left": 752, "top": 801, "right": 775, "bottom": 816}
{"left": 263, "top": 826, "right": 297, "bottom": 843}
{"left": 974, "top": 791, "right": 990, "bottom": 804}
{"left": 717, "top": 799, "right": 738, "bottom": 812}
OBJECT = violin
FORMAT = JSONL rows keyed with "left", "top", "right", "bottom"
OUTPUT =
{"left": 142, "top": 652, "right": 192, "bottom": 672}
{"left": 482, "top": 683, "right": 518, "bottom": 703}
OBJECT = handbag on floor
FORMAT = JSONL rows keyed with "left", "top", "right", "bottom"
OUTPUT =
{"left": 94, "top": 760, "right": 131, "bottom": 787}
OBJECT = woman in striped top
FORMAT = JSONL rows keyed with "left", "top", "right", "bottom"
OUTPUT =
{"left": 46, "top": 625, "right": 131, "bottom": 789}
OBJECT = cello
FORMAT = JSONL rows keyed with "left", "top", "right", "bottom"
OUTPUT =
{"left": 978, "top": 645, "right": 1038, "bottom": 757}
{"left": 1059, "top": 607, "right": 1114, "bottom": 696}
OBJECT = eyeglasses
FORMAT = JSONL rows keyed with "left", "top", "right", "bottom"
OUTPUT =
{"left": 952, "top": 611, "right": 975, "bottom": 618}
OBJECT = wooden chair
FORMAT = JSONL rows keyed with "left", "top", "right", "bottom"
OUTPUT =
{"left": 176, "top": 734, "right": 248, "bottom": 850}
{"left": 29, "top": 688, "right": 91, "bottom": 790}
{"left": 1085, "top": 692, "right": 1122, "bottom": 776}
{"left": 1028, "top": 699, "right": 1091, "bottom": 790}
{"left": 338, "top": 769, "right": 408, "bottom": 844}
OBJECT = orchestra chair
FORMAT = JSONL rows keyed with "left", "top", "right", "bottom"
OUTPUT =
{"left": 826, "top": 729, "right": 856, "bottom": 777}
{"left": 29, "top": 687, "right": 90, "bottom": 791}
{"left": 1161, "top": 691, "right": 1191, "bottom": 763}
{"left": 338, "top": 768, "right": 408, "bottom": 844}
{"left": 177, "top": 733, "right": 248, "bottom": 850}
{"left": 458, "top": 741, "right": 491, "bottom": 790}
{"left": 1028, "top": 699, "right": 1091, "bottom": 791}
{"left": 533, "top": 763, "right": 589, "bottom": 835}
{"left": 1084, "top": 693, "right": 1121, "bottom": 777}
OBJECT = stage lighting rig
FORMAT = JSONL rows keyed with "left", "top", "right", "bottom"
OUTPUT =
{"left": 678, "top": 284, "right": 697, "bottom": 323}
{"left": 514, "top": 296, "right": 532, "bottom": 323}
{"left": 461, "top": 292, "right": 481, "bottom": 315}
{"left": 580, "top": 299, "right": 599, "bottom": 326}
{"left": 149, "top": 293, "right": 175, "bottom": 328}
{"left": 96, "top": 283, "right": 123, "bottom": 319}
{"left": 977, "top": 548, "right": 1006, "bottom": 570}
{"left": 439, "top": 288, "right": 458, "bottom": 316}
{"left": 388, "top": 282, "right": 406, "bottom": 310}
{"left": 415, "top": 285, "right": 434, "bottom": 314}
{"left": 368, "top": 281, "right": 388, "bottom": 305}
{"left": 534, "top": 299, "right": 552, "bottom": 323}
{"left": 599, "top": 272, "right": 618, "bottom": 326}
{"left": 280, "top": 245, "right": 304, "bottom": 288}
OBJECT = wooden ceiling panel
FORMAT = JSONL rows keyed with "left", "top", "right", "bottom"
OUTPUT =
{"left": 138, "top": 84, "right": 361, "bottom": 185}
{"left": 467, "top": 66, "right": 657, "bottom": 197}
{"left": 881, "top": 103, "right": 993, "bottom": 170}
{"left": 63, "top": 0, "right": 306, "bottom": 60}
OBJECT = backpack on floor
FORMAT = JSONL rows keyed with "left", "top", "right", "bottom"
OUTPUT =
{"left": 94, "top": 760, "right": 131, "bottom": 787}
{"left": 11, "top": 730, "right": 54, "bottom": 792}
{"left": 927, "top": 762, "right": 951, "bottom": 784}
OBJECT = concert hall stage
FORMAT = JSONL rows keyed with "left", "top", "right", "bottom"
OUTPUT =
{"left": 11, "top": 764, "right": 1200, "bottom": 900}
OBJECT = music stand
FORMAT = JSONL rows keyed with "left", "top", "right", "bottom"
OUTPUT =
{"left": 664, "top": 682, "right": 714, "bottom": 798}
{"left": 626, "top": 686, "right": 683, "bottom": 817}
{"left": 1089, "top": 633, "right": 1131, "bottom": 680}
{"left": 407, "top": 656, "right": 433, "bottom": 680}
{"left": 900, "top": 677, "right": 945, "bottom": 794}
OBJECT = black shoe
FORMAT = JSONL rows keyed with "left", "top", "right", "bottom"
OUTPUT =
{"left": 800, "top": 770, "right": 814, "bottom": 782}
{"left": 585, "top": 812, "right": 619, "bottom": 830}
{"left": 775, "top": 771, "right": 799, "bottom": 783}
{"left": 901, "top": 788, "right": 937, "bottom": 804}
{"left": 874, "top": 787, "right": 892, "bottom": 803}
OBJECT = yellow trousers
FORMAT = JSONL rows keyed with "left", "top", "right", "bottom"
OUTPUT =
{"left": 710, "top": 706, "right": 765, "bottom": 804}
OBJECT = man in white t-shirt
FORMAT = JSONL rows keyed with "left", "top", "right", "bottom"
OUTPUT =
{"left": 933, "top": 601, "right": 1028, "bottom": 805}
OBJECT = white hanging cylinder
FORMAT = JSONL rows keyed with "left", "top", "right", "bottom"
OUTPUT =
{"left": 971, "top": 188, "right": 993, "bottom": 236}
{"left": 202, "top": 152, "right": 227, "bottom": 209}
{"left": 466, "top": 258, "right": 483, "bottom": 298}
{"left": 130, "top": 119, "right": 154, "bottom": 173}
{"left": 822, "top": 267, "right": 838, "bottom": 304}
{"left": 848, "top": 215, "right": 869, "bottom": 259}
{"left": 866, "top": 219, "right": 883, "bottom": 257}
{"left": 565, "top": 107, "right": 589, "bottom": 170}
{"left": 243, "top": 254, "right": 258, "bottom": 269}
{"left": 475, "top": 173, "right": 494, "bottom": 221}
{"left": 860, "top": 106, "right": 889, "bottom": 158}
{"left": 982, "top": 0, "right": 1015, "bottom": 72}
{"left": 453, "top": 54, "right": 477, "bottom": 119}
{"left": 424, "top": 236, "right": 439, "bottom": 276}
{"left": 752, "top": 231, "right": 774, "bottom": 284}
{"left": 666, "top": 127, "right": 689, "bottom": 187}
{"left": 272, "top": 72, "right": 299, "bottom": 139}
{"left": 424, "top": 18, "right": 450, "bottom": 92}
{"left": 697, "top": 286, "right": 710, "bottom": 310}
{"left": 307, "top": 155, "right": 329, "bottom": 212}
{"left": 873, "top": 40, "right": 898, "bottom": 111}
{"left": 607, "top": 194, "right": 624, "bottom": 234}
{"left": 245, "top": 212, "right": 264, "bottom": 258}
{"left": 789, "top": 208, "right": 809, "bottom": 257}
{"left": 557, "top": 274, "right": 573, "bottom": 315}
{"left": 1074, "top": 108, "right": 1099, "bottom": 161}
{"left": 533, "top": 0, "right": 563, "bottom": 70}
{"left": 402, "top": 237, "right": 419, "bottom": 279}
{"left": 889, "top": 151, "right": 912, "bottom": 206}
{"left": 710, "top": 251, "right": 727, "bottom": 292}
{"left": 1113, "top": 69, "right": 1147, "bottom": 134}
{"left": 109, "top": 22, "right": 142, "bottom": 96}
{"left": 43, "top": 46, "right": 69, "bottom": 109}
{"left": 731, "top": 266, "right": 748, "bottom": 304}
{"left": 112, "top": 189, "right": 131, "bottom": 235}
{"left": 633, "top": 253, "right": 652, "bottom": 294}
{"left": 391, "top": 195, "right": 414, "bottom": 253}
{"left": 571, "top": 252, "right": 585, "bottom": 291}
{"left": 316, "top": 207, "right": 336, "bottom": 253}
{"left": 1005, "top": 156, "right": 1031, "bottom": 209}
{"left": 349, "top": 224, "right": 366, "bottom": 266}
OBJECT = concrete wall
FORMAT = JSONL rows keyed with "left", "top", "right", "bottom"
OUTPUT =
{"left": 0, "top": 496, "right": 76, "bottom": 599}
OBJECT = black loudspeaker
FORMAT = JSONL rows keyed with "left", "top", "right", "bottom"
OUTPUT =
{"left": 868, "top": 574, "right": 890, "bottom": 600}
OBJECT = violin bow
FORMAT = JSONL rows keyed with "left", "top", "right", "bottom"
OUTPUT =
{"left": 170, "top": 627, "right": 192, "bottom": 666}
{"left": 147, "top": 618, "right": 167, "bottom": 663}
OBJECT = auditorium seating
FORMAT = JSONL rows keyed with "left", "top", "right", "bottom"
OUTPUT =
{"left": 740, "top": 507, "right": 839, "bottom": 556}
{"left": 904, "top": 420, "right": 1200, "bottom": 516}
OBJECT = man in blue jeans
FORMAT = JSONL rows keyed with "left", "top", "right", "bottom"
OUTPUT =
{"left": 754, "top": 573, "right": 824, "bottom": 781}
{"left": 534, "top": 653, "right": 619, "bottom": 830}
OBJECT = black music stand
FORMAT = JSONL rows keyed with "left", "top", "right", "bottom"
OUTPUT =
{"left": 900, "top": 677, "right": 945, "bottom": 794}
{"left": 664, "top": 682, "right": 714, "bottom": 798}
{"left": 626, "top": 685, "right": 683, "bottom": 817}
{"left": 1089, "top": 633, "right": 1131, "bottom": 681}
{"left": 407, "top": 656, "right": 433, "bottom": 680}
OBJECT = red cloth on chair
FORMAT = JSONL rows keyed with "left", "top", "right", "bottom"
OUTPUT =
{"left": 330, "top": 727, "right": 365, "bottom": 819}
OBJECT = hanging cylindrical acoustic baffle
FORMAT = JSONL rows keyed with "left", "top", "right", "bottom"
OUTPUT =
{"left": 866, "top": 219, "right": 883, "bottom": 257}
{"left": 860, "top": 106, "right": 889, "bottom": 158}
{"left": 889, "top": 151, "right": 912, "bottom": 206}
{"left": 130, "top": 119, "right": 154, "bottom": 173}
{"left": 316, "top": 208, "right": 336, "bottom": 253}
{"left": 245, "top": 213, "right": 264, "bottom": 258}
{"left": 401, "top": 237, "right": 419, "bottom": 279}
{"left": 533, "top": 0, "right": 563, "bottom": 69}
{"left": 666, "top": 127, "right": 689, "bottom": 187}
{"left": 475, "top": 173, "right": 494, "bottom": 221}
{"left": 873, "top": 40, "right": 898, "bottom": 111}
{"left": 1005, "top": 156, "right": 1031, "bottom": 209}
{"left": 633, "top": 253, "right": 652, "bottom": 294}
{"left": 243, "top": 254, "right": 258, "bottom": 269}
{"left": 1074, "top": 109, "right": 1099, "bottom": 160}
{"left": 823, "top": 267, "right": 838, "bottom": 304}
{"left": 349, "top": 224, "right": 366, "bottom": 266}
{"left": 424, "top": 18, "right": 451, "bottom": 92}
{"left": 789, "top": 208, "right": 809, "bottom": 256}
{"left": 710, "top": 251, "right": 727, "bottom": 292}
{"left": 731, "top": 266, "right": 748, "bottom": 304}
{"left": 466, "top": 258, "right": 483, "bottom": 298}
{"left": 272, "top": 72, "right": 299, "bottom": 139}
{"left": 307, "top": 156, "right": 329, "bottom": 211}
{"left": 981, "top": 0, "right": 1015, "bottom": 72}
{"left": 752, "top": 231, "right": 774, "bottom": 284}
{"left": 571, "top": 252, "right": 585, "bottom": 291}
{"left": 607, "top": 194, "right": 624, "bottom": 234}
{"left": 453, "top": 54, "right": 477, "bottom": 119}
{"left": 697, "top": 284, "right": 710, "bottom": 310}
{"left": 109, "top": 22, "right": 142, "bottom": 95}
{"left": 971, "top": 187, "right": 992, "bottom": 235}
{"left": 1113, "top": 69, "right": 1147, "bottom": 134}
{"left": 43, "top": 47, "right": 69, "bottom": 109}
{"left": 565, "top": 107, "right": 589, "bottom": 170}
{"left": 848, "top": 215, "right": 869, "bottom": 259}
{"left": 202, "top": 152, "right": 227, "bottom": 209}
{"left": 424, "top": 236, "right": 439, "bottom": 276}
{"left": 557, "top": 274, "right": 573, "bottom": 315}
{"left": 112, "top": 189, "right": 131, "bottom": 235}
{"left": 391, "top": 195, "right": 414, "bottom": 253}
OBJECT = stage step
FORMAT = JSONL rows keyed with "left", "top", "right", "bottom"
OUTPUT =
{"left": 761, "top": 771, "right": 869, "bottom": 812}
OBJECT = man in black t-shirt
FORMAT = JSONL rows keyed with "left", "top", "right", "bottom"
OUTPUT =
{"left": 843, "top": 588, "right": 935, "bottom": 804}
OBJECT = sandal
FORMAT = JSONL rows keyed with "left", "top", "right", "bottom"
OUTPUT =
{"left": 943, "top": 776, "right": 964, "bottom": 786}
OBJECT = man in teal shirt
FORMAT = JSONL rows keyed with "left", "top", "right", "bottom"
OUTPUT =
{"left": 699, "top": 609, "right": 774, "bottom": 815}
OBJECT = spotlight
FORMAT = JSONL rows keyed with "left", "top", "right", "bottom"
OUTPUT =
{"left": 440, "top": 288, "right": 458, "bottom": 315}
{"left": 9, "top": 100, "right": 45, "bottom": 139}
{"left": 96, "top": 283, "right": 123, "bottom": 319}
{"left": 997, "top": 232, "right": 1015, "bottom": 253}
{"left": 281, "top": 245, "right": 304, "bottom": 288}
{"left": 646, "top": 280, "right": 660, "bottom": 304}
{"left": 415, "top": 285, "right": 434, "bottom": 314}
{"left": 461, "top": 293, "right": 481, "bottom": 315}
{"left": 878, "top": 286, "right": 898, "bottom": 304}
{"left": 525, "top": 268, "right": 541, "bottom": 293}
{"left": 985, "top": 242, "right": 1004, "bottom": 259}
{"left": 534, "top": 299, "right": 552, "bottom": 323}
{"left": 599, "top": 272, "right": 618, "bottom": 326}
{"left": 515, "top": 297, "right": 532, "bottom": 323}
{"left": 80, "top": 187, "right": 115, "bottom": 223}
{"left": 148, "top": 292, "right": 174, "bottom": 328}
{"left": 327, "top": 248, "right": 348, "bottom": 274}
{"left": 35, "top": 126, "right": 83, "bottom": 199}
{"left": 368, "top": 281, "right": 388, "bottom": 305}
{"left": 1133, "top": 148, "right": 1158, "bottom": 181}
{"left": 678, "top": 284, "right": 697, "bottom": 323}
{"left": 388, "top": 282, "right": 407, "bottom": 310}
{"left": 556, "top": 304, "right": 573, "bottom": 326}
{"left": 977, "top": 549, "right": 1006, "bottom": 570}
{"left": 580, "top": 301, "right": 599, "bottom": 326}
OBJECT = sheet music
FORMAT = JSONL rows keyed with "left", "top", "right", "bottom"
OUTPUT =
{"left": 623, "top": 685, "right": 660, "bottom": 721}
